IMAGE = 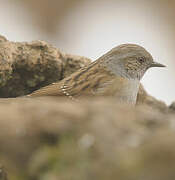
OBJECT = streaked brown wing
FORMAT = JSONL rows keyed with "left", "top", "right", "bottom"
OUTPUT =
{"left": 28, "top": 82, "right": 63, "bottom": 97}
{"left": 28, "top": 60, "right": 99, "bottom": 97}
{"left": 28, "top": 60, "right": 116, "bottom": 98}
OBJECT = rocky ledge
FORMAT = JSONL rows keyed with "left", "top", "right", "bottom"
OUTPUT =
{"left": 0, "top": 35, "right": 174, "bottom": 180}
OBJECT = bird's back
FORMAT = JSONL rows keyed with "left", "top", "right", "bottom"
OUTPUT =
{"left": 28, "top": 60, "right": 116, "bottom": 98}
{"left": 28, "top": 57, "right": 140, "bottom": 105}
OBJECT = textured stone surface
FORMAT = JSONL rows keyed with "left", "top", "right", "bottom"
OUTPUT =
{"left": 136, "top": 84, "right": 168, "bottom": 112}
{"left": 61, "top": 53, "right": 91, "bottom": 78}
{"left": 0, "top": 36, "right": 90, "bottom": 97}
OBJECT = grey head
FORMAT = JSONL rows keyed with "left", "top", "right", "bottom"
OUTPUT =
{"left": 101, "top": 44, "right": 165, "bottom": 80}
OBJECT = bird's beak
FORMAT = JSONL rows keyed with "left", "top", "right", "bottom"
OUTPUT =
{"left": 150, "top": 61, "right": 166, "bottom": 68}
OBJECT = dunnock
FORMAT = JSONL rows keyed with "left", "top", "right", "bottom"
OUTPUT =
{"left": 28, "top": 44, "right": 165, "bottom": 105}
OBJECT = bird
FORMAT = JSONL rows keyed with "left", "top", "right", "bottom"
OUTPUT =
{"left": 28, "top": 44, "right": 165, "bottom": 105}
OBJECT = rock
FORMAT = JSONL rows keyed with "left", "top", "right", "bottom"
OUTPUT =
{"left": 0, "top": 165, "right": 8, "bottom": 180}
{"left": 0, "top": 35, "right": 7, "bottom": 42}
{"left": 136, "top": 84, "right": 168, "bottom": 112}
{"left": 0, "top": 37, "right": 90, "bottom": 97}
{"left": 61, "top": 53, "right": 91, "bottom": 78}
{"left": 0, "top": 97, "right": 173, "bottom": 179}
{"left": 169, "top": 101, "right": 175, "bottom": 111}
{"left": 132, "top": 131, "right": 175, "bottom": 180}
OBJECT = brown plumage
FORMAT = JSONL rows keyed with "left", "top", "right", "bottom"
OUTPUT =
{"left": 28, "top": 60, "right": 117, "bottom": 98}
{"left": 28, "top": 44, "right": 165, "bottom": 105}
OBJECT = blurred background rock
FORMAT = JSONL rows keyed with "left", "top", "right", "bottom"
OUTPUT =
{"left": 0, "top": 0, "right": 174, "bottom": 104}
{"left": 0, "top": 97, "right": 173, "bottom": 180}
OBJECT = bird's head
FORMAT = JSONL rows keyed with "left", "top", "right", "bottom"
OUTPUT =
{"left": 102, "top": 44, "right": 165, "bottom": 80}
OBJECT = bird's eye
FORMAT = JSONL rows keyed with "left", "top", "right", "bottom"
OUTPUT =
{"left": 138, "top": 57, "right": 145, "bottom": 63}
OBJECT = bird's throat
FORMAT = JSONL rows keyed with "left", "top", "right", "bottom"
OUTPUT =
{"left": 112, "top": 77, "right": 140, "bottom": 105}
